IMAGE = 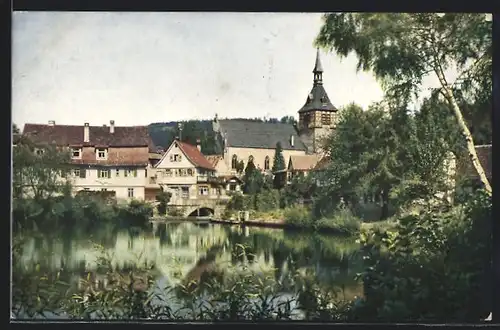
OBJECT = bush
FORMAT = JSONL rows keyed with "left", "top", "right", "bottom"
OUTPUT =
{"left": 167, "top": 207, "right": 184, "bottom": 217}
{"left": 155, "top": 191, "right": 172, "bottom": 216}
{"left": 254, "top": 189, "right": 280, "bottom": 212}
{"left": 119, "top": 199, "right": 153, "bottom": 228}
{"left": 283, "top": 206, "right": 313, "bottom": 228}
{"left": 354, "top": 189, "right": 492, "bottom": 322}
{"left": 314, "top": 208, "right": 361, "bottom": 235}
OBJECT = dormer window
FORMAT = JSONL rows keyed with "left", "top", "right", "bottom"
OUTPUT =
{"left": 71, "top": 147, "right": 82, "bottom": 159}
{"left": 96, "top": 148, "right": 108, "bottom": 160}
{"left": 35, "top": 148, "right": 44, "bottom": 156}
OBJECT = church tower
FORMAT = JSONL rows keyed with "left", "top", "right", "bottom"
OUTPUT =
{"left": 298, "top": 48, "right": 338, "bottom": 154}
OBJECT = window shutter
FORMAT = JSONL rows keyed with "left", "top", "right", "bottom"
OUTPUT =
{"left": 107, "top": 169, "right": 111, "bottom": 178}
{"left": 134, "top": 169, "right": 137, "bottom": 177}
{"left": 80, "top": 169, "right": 86, "bottom": 178}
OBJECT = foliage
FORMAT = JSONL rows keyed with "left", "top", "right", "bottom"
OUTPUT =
{"left": 155, "top": 191, "right": 172, "bottom": 216}
{"left": 314, "top": 208, "right": 361, "bottom": 235}
{"left": 167, "top": 207, "right": 185, "bottom": 217}
{"left": 272, "top": 142, "right": 287, "bottom": 189}
{"left": 315, "top": 13, "right": 492, "bottom": 193}
{"left": 283, "top": 206, "right": 313, "bottom": 229}
{"left": 254, "top": 189, "right": 281, "bottom": 212}
{"left": 354, "top": 189, "right": 492, "bottom": 322}
{"left": 281, "top": 173, "right": 316, "bottom": 208}
{"left": 121, "top": 200, "right": 154, "bottom": 227}
{"left": 235, "top": 160, "right": 245, "bottom": 174}
{"left": 243, "top": 160, "right": 264, "bottom": 194}
{"left": 13, "top": 138, "right": 72, "bottom": 202}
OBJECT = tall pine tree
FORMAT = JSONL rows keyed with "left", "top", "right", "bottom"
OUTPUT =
{"left": 272, "top": 142, "right": 286, "bottom": 190}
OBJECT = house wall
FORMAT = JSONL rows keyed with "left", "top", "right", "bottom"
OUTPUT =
{"left": 214, "top": 158, "right": 231, "bottom": 176}
{"left": 69, "top": 167, "right": 147, "bottom": 200}
{"left": 224, "top": 147, "right": 307, "bottom": 172}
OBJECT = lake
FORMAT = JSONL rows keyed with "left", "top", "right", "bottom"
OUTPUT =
{"left": 12, "top": 222, "right": 364, "bottom": 319}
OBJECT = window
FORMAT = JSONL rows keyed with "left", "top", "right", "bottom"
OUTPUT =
{"left": 181, "top": 186, "right": 189, "bottom": 198}
{"left": 101, "top": 188, "right": 107, "bottom": 191}
{"left": 321, "top": 113, "right": 331, "bottom": 125}
{"left": 73, "top": 169, "right": 80, "bottom": 177}
{"left": 71, "top": 148, "right": 82, "bottom": 159}
{"left": 115, "top": 169, "right": 120, "bottom": 177}
{"left": 96, "top": 148, "right": 108, "bottom": 160}
{"left": 145, "top": 169, "right": 148, "bottom": 177}
{"left": 180, "top": 169, "right": 187, "bottom": 177}
{"left": 170, "top": 154, "right": 182, "bottom": 162}
{"left": 231, "top": 155, "right": 238, "bottom": 169}
{"left": 187, "top": 168, "right": 194, "bottom": 176}
{"left": 35, "top": 148, "right": 44, "bottom": 156}
{"left": 127, "top": 188, "right": 134, "bottom": 198}
{"left": 98, "top": 169, "right": 111, "bottom": 178}
{"left": 198, "top": 186, "right": 209, "bottom": 196}
{"left": 264, "top": 156, "right": 270, "bottom": 170}
{"left": 165, "top": 169, "right": 172, "bottom": 177}
{"left": 84, "top": 188, "right": 90, "bottom": 191}
{"left": 79, "top": 169, "right": 87, "bottom": 178}
{"left": 125, "top": 169, "right": 138, "bottom": 177}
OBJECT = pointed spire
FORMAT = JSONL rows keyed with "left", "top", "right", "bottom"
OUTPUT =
{"left": 313, "top": 48, "right": 324, "bottom": 73}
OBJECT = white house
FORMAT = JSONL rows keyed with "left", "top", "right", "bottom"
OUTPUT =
{"left": 21, "top": 120, "right": 155, "bottom": 201}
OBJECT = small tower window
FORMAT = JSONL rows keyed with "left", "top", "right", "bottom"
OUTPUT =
{"left": 321, "top": 113, "right": 332, "bottom": 126}
{"left": 264, "top": 156, "right": 270, "bottom": 170}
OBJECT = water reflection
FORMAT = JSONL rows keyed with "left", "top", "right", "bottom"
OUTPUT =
{"left": 14, "top": 222, "right": 364, "bottom": 303}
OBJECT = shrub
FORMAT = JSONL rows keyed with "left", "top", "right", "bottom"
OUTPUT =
{"left": 354, "top": 189, "right": 492, "bottom": 322}
{"left": 167, "top": 207, "right": 184, "bottom": 217}
{"left": 314, "top": 208, "right": 361, "bottom": 235}
{"left": 254, "top": 189, "right": 280, "bottom": 212}
{"left": 155, "top": 191, "right": 172, "bottom": 216}
{"left": 283, "top": 206, "right": 313, "bottom": 228}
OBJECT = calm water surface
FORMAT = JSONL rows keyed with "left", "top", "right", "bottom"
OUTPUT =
{"left": 13, "top": 222, "right": 364, "bottom": 318}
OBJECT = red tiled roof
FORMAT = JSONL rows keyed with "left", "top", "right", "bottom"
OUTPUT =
{"left": 177, "top": 141, "right": 215, "bottom": 171}
{"left": 22, "top": 123, "right": 155, "bottom": 150}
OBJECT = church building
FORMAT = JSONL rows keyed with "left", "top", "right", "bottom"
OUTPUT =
{"left": 212, "top": 49, "right": 339, "bottom": 173}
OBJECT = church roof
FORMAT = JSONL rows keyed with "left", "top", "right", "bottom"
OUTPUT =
{"left": 298, "top": 84, "right": 338, "bottom": 113}
{"left": 216, "top": 120, "right": 307, "bottom": 151}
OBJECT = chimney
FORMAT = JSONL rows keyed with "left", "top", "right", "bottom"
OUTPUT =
{"left": 110, "top": 120, "right": 115, "bottom": 134}
{"left": 48, "top": 120, "right": 55, "bottom": 126}
{"left": 196, "top": 138, "right": 201, "bottom": 152}
{"left": 84, "top": 123, "right": 90, "bottom": 143}
{"left": 290, "top": 135, "right": 295, "bottom": 147}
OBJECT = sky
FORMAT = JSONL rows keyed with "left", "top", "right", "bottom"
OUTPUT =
{"left": 12, "top": 12, "right": 456, "bottom": 128}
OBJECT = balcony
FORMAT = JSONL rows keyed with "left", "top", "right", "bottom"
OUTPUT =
{"left": 196, "top": 175, "right": 223, "bottom": 184}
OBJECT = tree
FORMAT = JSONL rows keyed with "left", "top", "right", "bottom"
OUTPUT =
{"left": 243, "top": 160, "right": 263, "bottom": 194}
{"left": 13, "top": 138, "right": 72, "bottom": 202}
{"left": 235, "top": 160, "right": 245, "bottom": 174}
{"left": 280, "top": 116, "right": 297, "bottom": 125}
{"left": 155, "top": 191, "right": 172, "bottom": 216}
{"left": 316, "top": 13, "right": 492, "bottom": 195}
{"left": 272, "top": 142, "right": 286, "bottom": 190}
